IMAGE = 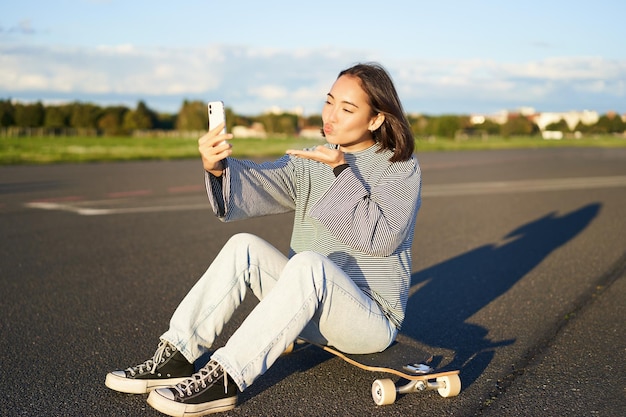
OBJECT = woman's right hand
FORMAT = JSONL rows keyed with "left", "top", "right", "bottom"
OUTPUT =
{"left": 198, "top": 122, "right": 233, "bottom": 176}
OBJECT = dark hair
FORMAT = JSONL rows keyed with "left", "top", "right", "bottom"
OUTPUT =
{"left": 338, "top": 62, "right": 414, "bottom": 162}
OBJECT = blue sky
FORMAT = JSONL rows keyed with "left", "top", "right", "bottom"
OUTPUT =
{"left": 1, "top": 0, "right": 625, "bottom": 116}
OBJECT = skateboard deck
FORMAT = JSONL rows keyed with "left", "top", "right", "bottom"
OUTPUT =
{"left": 296, "top": 335, "right": 461, "bottom": 405}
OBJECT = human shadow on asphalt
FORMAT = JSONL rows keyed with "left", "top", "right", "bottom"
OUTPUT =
{"left": 402, "top": 203, "right": 601, "bottom": 389}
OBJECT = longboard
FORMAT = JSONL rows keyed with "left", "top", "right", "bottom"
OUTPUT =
{"left": 294, "top": 335, "right": 461, "bottom": 405}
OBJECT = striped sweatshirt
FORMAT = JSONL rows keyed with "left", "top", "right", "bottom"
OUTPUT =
{"left": 205, "top": 143, "right": 422, "bottom": 329}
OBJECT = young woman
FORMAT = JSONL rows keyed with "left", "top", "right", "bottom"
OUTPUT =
{"left": 106, "top": 62, "right": 422, "bottom": 416}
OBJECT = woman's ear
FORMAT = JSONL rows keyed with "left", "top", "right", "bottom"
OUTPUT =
{"left": 369, "top": 113, "right": 385, "bottom": 132}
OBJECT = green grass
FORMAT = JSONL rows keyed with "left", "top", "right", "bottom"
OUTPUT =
{"left": 415, "top": 135, "right": 626, "bottom": 151}
{"left": 0, "top": 136, "right": 198, "bottom": 164}
{"left": 1, "top": 134, "right": 624, "bottom": 165}
{"left": 0, "top": 135, "right": 320, "bottom": 164}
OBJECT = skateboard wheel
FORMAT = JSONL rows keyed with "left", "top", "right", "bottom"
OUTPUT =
{"left": 371, "top": 378, "right": 396, "bottom": 405}
{"left": 436, "top": 374, "right": 461, "bottom": 397}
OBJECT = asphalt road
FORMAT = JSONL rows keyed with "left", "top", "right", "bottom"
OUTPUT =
{"left": 1, "top": 147, "right": 625, "bottom": 417}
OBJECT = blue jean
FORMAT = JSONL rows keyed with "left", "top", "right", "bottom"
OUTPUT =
{"left": 160, "top": 233, "right": 397, "bottom": 391}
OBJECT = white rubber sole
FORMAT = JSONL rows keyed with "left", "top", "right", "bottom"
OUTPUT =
{"left": 105, "top": 372, "right": 190, "bottom": 394}
{"left": 147, "top": 389, "right": 237, "bottom": 417}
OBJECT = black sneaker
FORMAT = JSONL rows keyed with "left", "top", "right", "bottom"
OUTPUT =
{"left": 105, "top": 340, "right": 195, "bottom": 394}
{"left": 147, "top": 360, "right": 238, "bottom": 416}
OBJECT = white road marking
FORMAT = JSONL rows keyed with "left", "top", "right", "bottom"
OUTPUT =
{"left": 23, "top": 176, "right": 626, "bottom": 216}
{"left": 25, "top": 201, "right": 209, "bottom": 216}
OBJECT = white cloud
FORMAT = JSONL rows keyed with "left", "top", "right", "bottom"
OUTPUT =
{"left": 1, "top": 43, "right": 624, "bottom": 114}
{"left": 0, "top": 19, "right": 36, "bottom": 35}
{"left": 95, "top": 44, "right": 136, "bottom": 54}
{"left": 389, "top": 55, "right": 626, "bottom": 113}
{"left": 500, "top": 57, "right": 626, "bottom": 80}
{"left": 248, "top": 85, "right": 288, "bottom": 100}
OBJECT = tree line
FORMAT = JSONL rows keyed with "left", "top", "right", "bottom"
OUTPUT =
{"left": 1, "top": 99, "right": 623, "bottom": 138}
{"left": 407, "top": 113, "right": 625, "bottom": 139}
{"left": 0, "top": 99, "right": 321, "bottom": 137}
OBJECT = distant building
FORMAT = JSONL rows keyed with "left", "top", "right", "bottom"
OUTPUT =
{"left": 471, "top": 108, "right": 600, "bottom": 132}
{"left": 533, "top": 110, "right": 599, "bottom": 131}
{"left": 470, "top": 110, "right": 510, "bottom": 125}
{"left": 299, "top": 127, "right": 323, "bottom": 139}
{"left": 541, "top": 130, "right": 564, "bottom": 140}
{"left": 232, "top": 122, "right": 267, "bottom": 138}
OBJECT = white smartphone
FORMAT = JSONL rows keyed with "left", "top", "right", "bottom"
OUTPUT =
{"left": 208, "top": 101, "right": 227, "bottom": 134}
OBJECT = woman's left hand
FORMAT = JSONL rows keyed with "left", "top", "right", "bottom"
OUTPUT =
{"left": 286, "top": 145, "right": 346, "bottom": 168}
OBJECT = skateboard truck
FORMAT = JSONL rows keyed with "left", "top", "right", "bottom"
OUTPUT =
{"left": 372, "top": 369, "right": 461, "bottom": 406}
{"left": 372, "top": 372, "right": 461, "bottom": 406}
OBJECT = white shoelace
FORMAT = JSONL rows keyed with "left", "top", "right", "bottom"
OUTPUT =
{"left": 173, "top": 361, "right": 228, "bottom": 397}
{"left": 126, "top": 340, "right": 172, "bottom": 376}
